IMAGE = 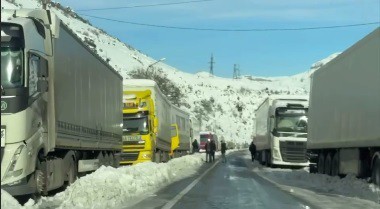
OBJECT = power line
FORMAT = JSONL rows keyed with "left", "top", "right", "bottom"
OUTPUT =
{"left": 79, "top": 14, "right": 380, "bottom": 32}
{"left": 76, "top": 0, "right": 214, "bottom": 12}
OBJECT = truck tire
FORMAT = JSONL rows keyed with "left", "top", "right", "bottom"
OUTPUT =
{"left": 372, "top": 158, "right": 380, "bottom": 185}
{"left": 154, "top": 151, "right": 161, "bottom": 163}
{"left": 259, "top": 152, "right": 265, "bottom": 165}
{"left": 331, "top": 152, "right": 339, "bottom": 176}
{"left": 317, "top": 153, "right": 325, "bottom": 174}
{"left": 67, "top": 158, "right": 77, "bottom": 186}
{"left": 265, "top": 151, "right": 271, "bottom": 167}
{"left": 324, "top": 153, "right": 332, "bottom": 175}
{"left": 97, "top": 152, "right": 105, "bottom": 167}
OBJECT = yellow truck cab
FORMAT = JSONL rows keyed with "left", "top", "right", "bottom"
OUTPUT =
{"left": 121, "top": 90, "right": 156, "bottom": 165}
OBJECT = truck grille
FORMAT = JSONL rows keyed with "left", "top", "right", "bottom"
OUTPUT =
{"left": 123, "top": 141, "right": 144, "bottom": 146}
{"left": 279, "top": 141, "right": 307, "bottom": 163}
{"left": 120, "top": 152, "right": 139, "bottom": 162}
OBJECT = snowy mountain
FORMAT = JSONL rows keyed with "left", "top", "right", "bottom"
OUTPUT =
{"left": 1, "top": 0, "right": 339, "bottom": 144}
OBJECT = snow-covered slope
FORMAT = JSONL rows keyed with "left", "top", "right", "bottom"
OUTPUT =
{"left": 1, "top": 0, "right": 339, "bottom": 144}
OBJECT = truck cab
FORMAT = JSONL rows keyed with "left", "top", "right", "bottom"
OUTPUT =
{"left": 121, "top": 90, "right": 156, "bottom": 165}
{"left": 255, "top": 96, "right": 309, "bottom": 167}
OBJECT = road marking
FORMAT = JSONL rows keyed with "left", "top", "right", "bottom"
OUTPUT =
{"left": 161, "top": 159, "right": 220, "bottom": 209}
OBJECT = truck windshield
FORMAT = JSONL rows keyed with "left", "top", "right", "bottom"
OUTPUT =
{"left": 1, "top": 47, "right": 24, "bottom": 88}
{"left": 200, "top": 135, "right": 211, "bottom": 143}
{"left": 123, "top": 116, "right": 149, "bottom": 135}
{"left": 276, "top": 115, "right": 308, "bottom": 133}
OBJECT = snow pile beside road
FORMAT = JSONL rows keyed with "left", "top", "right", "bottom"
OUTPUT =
{"left": 35, "top": 154, "right": 205, "bottom": 209}
{"left": 5, "top": 151, "right": 237, "bottom": 209}
{"left": 253, "top": 163, "right": 380, "bottom": 204}
{"left": 1, "top": 189, "right": 22, "bottom": 208}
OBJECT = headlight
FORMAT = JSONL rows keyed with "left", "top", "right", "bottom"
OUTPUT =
{"left": 5, "top": 144, "right": 25, "bottom": 179}
{"left": 141, "top": 153, "right": 151, "bottom": 159}
{"left": 273, "top": 148, "right": 281, "bottom": 160}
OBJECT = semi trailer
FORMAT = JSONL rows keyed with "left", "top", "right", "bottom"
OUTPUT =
{"left": 307, "top": 28, "right": 380, "bottom": 183}
{"left": 1, "top": 9, "right": 123, "bottom": 196}
{"left": 170, "top": 105, "right": 191, "bottom": 157}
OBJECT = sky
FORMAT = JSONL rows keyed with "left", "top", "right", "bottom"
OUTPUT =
{"left": 57, "top": 0, "right": 379, "bottom": 78}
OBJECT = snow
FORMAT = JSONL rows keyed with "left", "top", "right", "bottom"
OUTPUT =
{"left": 248, "top": 154, "right": 380, "bottom": 206}
{"left": 1, "top": 151, "right": 232, "bottom": 209}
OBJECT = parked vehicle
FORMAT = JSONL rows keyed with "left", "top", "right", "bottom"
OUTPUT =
{"left": 254, "top": 95, "right": 309, "bottom": 167}
{"left": 190, "top": 117, "right": 201, "bottom": 153}
{"left": 121, "top": 79, "right": 186, "bottom": 165}
{"left": 199, "top": 131, "right": 219, "bottom": 152}
{"left": 171, "top": 105, "right": 191, "bottom": 157}
{"left": 307, "top": 28, "right": 380, "bottom": 183}
{"left": 1, "top": 9, "right": 123, "bottom": 197}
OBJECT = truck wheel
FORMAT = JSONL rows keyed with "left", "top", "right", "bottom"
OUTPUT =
{"left": 67, "top": 159, "right": 77, "bottom": 186}
{"left": 372, "top": 158, "right": 380, "bottom": 185}
{"left": 317, "top": 153, "right": 325, "bottom": 174}
{"left": 104, "top": 153, "right": 112, "bottom": 167}
{"left": 110, "top": 153, "right": 117, "bottom": 168}
{"left": 265, "top": 151, "right": 271, "bottom": 167}
{"left": 35, "top": 160, "right": 47, "bottom": 195}
{"left": 331, "top": 152, "right": 339, "bottom": 176}
{"left": 154, "top": 151, "right": 161, "bottom": 163}
{"left": 97, "top": 152, "right": 105, "bottom": 167}
{"left": 324, "top": 153, "right": 332, "bottom": 175}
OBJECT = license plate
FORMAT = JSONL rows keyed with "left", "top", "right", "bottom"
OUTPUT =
{"left": 1, "top": 128, "right": 5, "bottom": 147}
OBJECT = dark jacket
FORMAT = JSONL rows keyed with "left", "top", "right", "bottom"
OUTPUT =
{"left": 210, "top": 140, "right": 216, "bottom": 152}
{"left": 205, "top": 141, "right": 211, "bottom": 153}
{"left": 249, "top": 142, "right": 256, "bottom": 154}
{"left": 192, "top": 140, "right": 199, "bottom": 150}
{"left": 221, "top": 142, "right": 227, "bottom": 153}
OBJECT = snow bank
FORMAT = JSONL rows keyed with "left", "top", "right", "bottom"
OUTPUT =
{"left": 4, "top": 151, "right": 236, "bottom": 209}
{"left": 253, "top": 162, "right": 380, "bottom": 204}
{"left": 37, "top": 154, "right": 206, "bottom": 209}
{"left": 1, "top": 189, "right": 22, "bottom": 208}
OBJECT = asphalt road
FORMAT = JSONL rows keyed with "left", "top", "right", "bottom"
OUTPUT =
{"left": 125, "top": 151, "right": 317, "bottom": 209}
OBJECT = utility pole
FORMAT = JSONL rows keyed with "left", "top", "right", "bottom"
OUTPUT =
{"left": 233, "top": 64, "right": 241, "bottom": 79}
{"left": 209, "top": 54, "right": 215, "bottom": 75}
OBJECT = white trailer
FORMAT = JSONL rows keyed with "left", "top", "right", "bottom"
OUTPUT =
{"left": 190, "top": 116, "right": 201, "bottom": 151}
{"left": 254, "top": 95, "right": 309, "bottom": 167}
{"left": 1, "top": 9, "right": 122, "bottom": 196}
{"left": 307, "top": 28, "right": 380, "bottom": 183}
{"left": 171, "top": 105, "right": 191, "bottom": 155}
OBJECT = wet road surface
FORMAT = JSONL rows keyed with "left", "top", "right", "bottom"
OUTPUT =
{"left": 125, "top": 151, "right": 317, "bottom": 209}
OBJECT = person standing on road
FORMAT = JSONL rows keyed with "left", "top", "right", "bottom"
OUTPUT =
{"left": 221, "top": 139, "right": 227, "bottom": 163}
{"left": 249, "top": 141, "right": 256, "bottom": 162}
{"left": 205, "top": 139, "right": 211, "bottom": 162}
{"left": 192, "top": 139, "right": 199, "bottom": 153}
{"left": 210, "top": 139, "right": 216, "bottom": 162}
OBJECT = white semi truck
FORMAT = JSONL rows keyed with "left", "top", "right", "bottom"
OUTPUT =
{"left": 307, "top": 28, "right": 380, "bottom": 183}
{"left": 254, "top": 95, "right": 309, "bottom": 167}
{"left": 1, "top": 9, "right": 123, "bottom": 196}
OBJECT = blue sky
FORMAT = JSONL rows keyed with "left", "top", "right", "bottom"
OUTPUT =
{"left": 60, "top": 0, "right": 379, "bottom": 78}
